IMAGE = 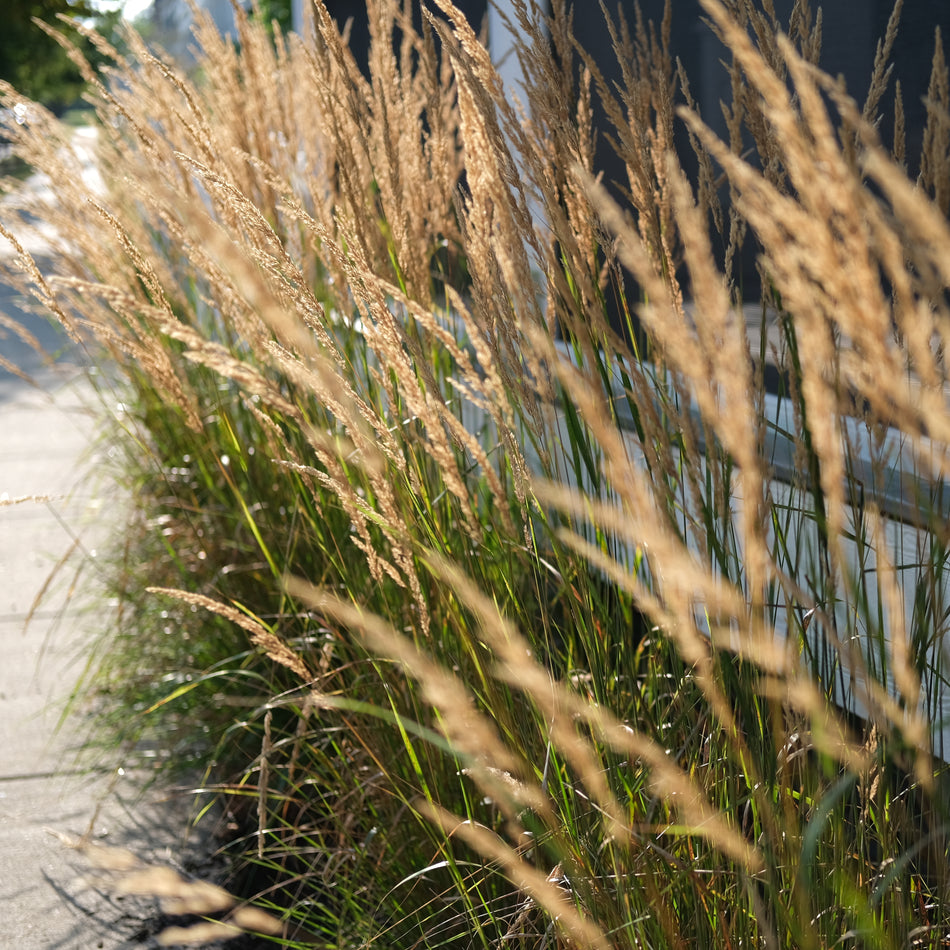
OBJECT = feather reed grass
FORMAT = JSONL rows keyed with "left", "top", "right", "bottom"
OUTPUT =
{"left": 4, "top": 0, "right": 950, "bottom": 945}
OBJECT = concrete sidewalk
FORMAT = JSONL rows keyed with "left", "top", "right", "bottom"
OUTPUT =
{"left": 0, "top": 129, "right": 222, "bottom": 947}
{"left": 0, "top": 363, "right": 201, "bottom": 948}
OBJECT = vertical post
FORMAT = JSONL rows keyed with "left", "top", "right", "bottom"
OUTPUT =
{"left": 292, "top": 0, "right": 305, "bottom": 33}
{"left": 487, "top": 0, "right": 529, "bottom": 97}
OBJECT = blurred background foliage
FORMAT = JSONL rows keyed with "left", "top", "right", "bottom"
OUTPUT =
{"left": 0, "top": 0, "right": 124, "bottom": 112}
{"left": 257, "top": 0, "right": 293, "bottom": 35}
{"left": 0, "top": 1, "right": 298, "bottom": 112}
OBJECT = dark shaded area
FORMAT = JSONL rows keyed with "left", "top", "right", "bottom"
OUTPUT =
{"left": 572, "top": 0, "right": 950, "bottom": 304}
{"left": 320, "top": 0, "right": 489, "bottom": 75}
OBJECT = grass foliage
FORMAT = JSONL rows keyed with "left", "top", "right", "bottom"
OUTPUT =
{"left": 4, "top": 0, "right": 950, "bottom": 945}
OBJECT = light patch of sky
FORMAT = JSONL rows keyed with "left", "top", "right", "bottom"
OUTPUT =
{"left": 89, "top": 0, "right": 153, "bottom": 21}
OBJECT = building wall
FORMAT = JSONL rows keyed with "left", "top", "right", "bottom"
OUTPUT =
{"left": 570, "top": 1, "right": 950, "bottom": 302}
{"left": 150, "top": 0, "right": 249, "bottom": 61}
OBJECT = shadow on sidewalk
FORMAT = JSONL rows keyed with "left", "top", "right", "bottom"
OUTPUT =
{"left": 0, "top": 275, "right": 85, "bottom": 404}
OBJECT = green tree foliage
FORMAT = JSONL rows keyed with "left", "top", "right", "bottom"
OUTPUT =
{"left": 0, "top": 0, "right": 119, "bottom": 112}
{"left": 256, "top": 0, "right": 293, "bottom": 36}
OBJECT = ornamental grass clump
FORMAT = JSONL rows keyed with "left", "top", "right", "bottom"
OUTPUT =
{"left": 4, "top": 0, "right": 950, "bottom": 945}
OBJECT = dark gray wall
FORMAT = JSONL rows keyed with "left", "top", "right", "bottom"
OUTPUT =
{"left": 319, "top": 0, "right": 489, "bottom": 75}
{"left": 570, "top": 1, "right": 950, "bottom": 301}
{"left": 320, "top": 2, "right": 949, "bottom": 307}
{"left": 575, "top": 0, "right": 948, "bottom": 171}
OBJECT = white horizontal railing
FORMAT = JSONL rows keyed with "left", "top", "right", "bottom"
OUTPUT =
{"left": 482, "top": 332, "right": 950, "bottom": 762}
